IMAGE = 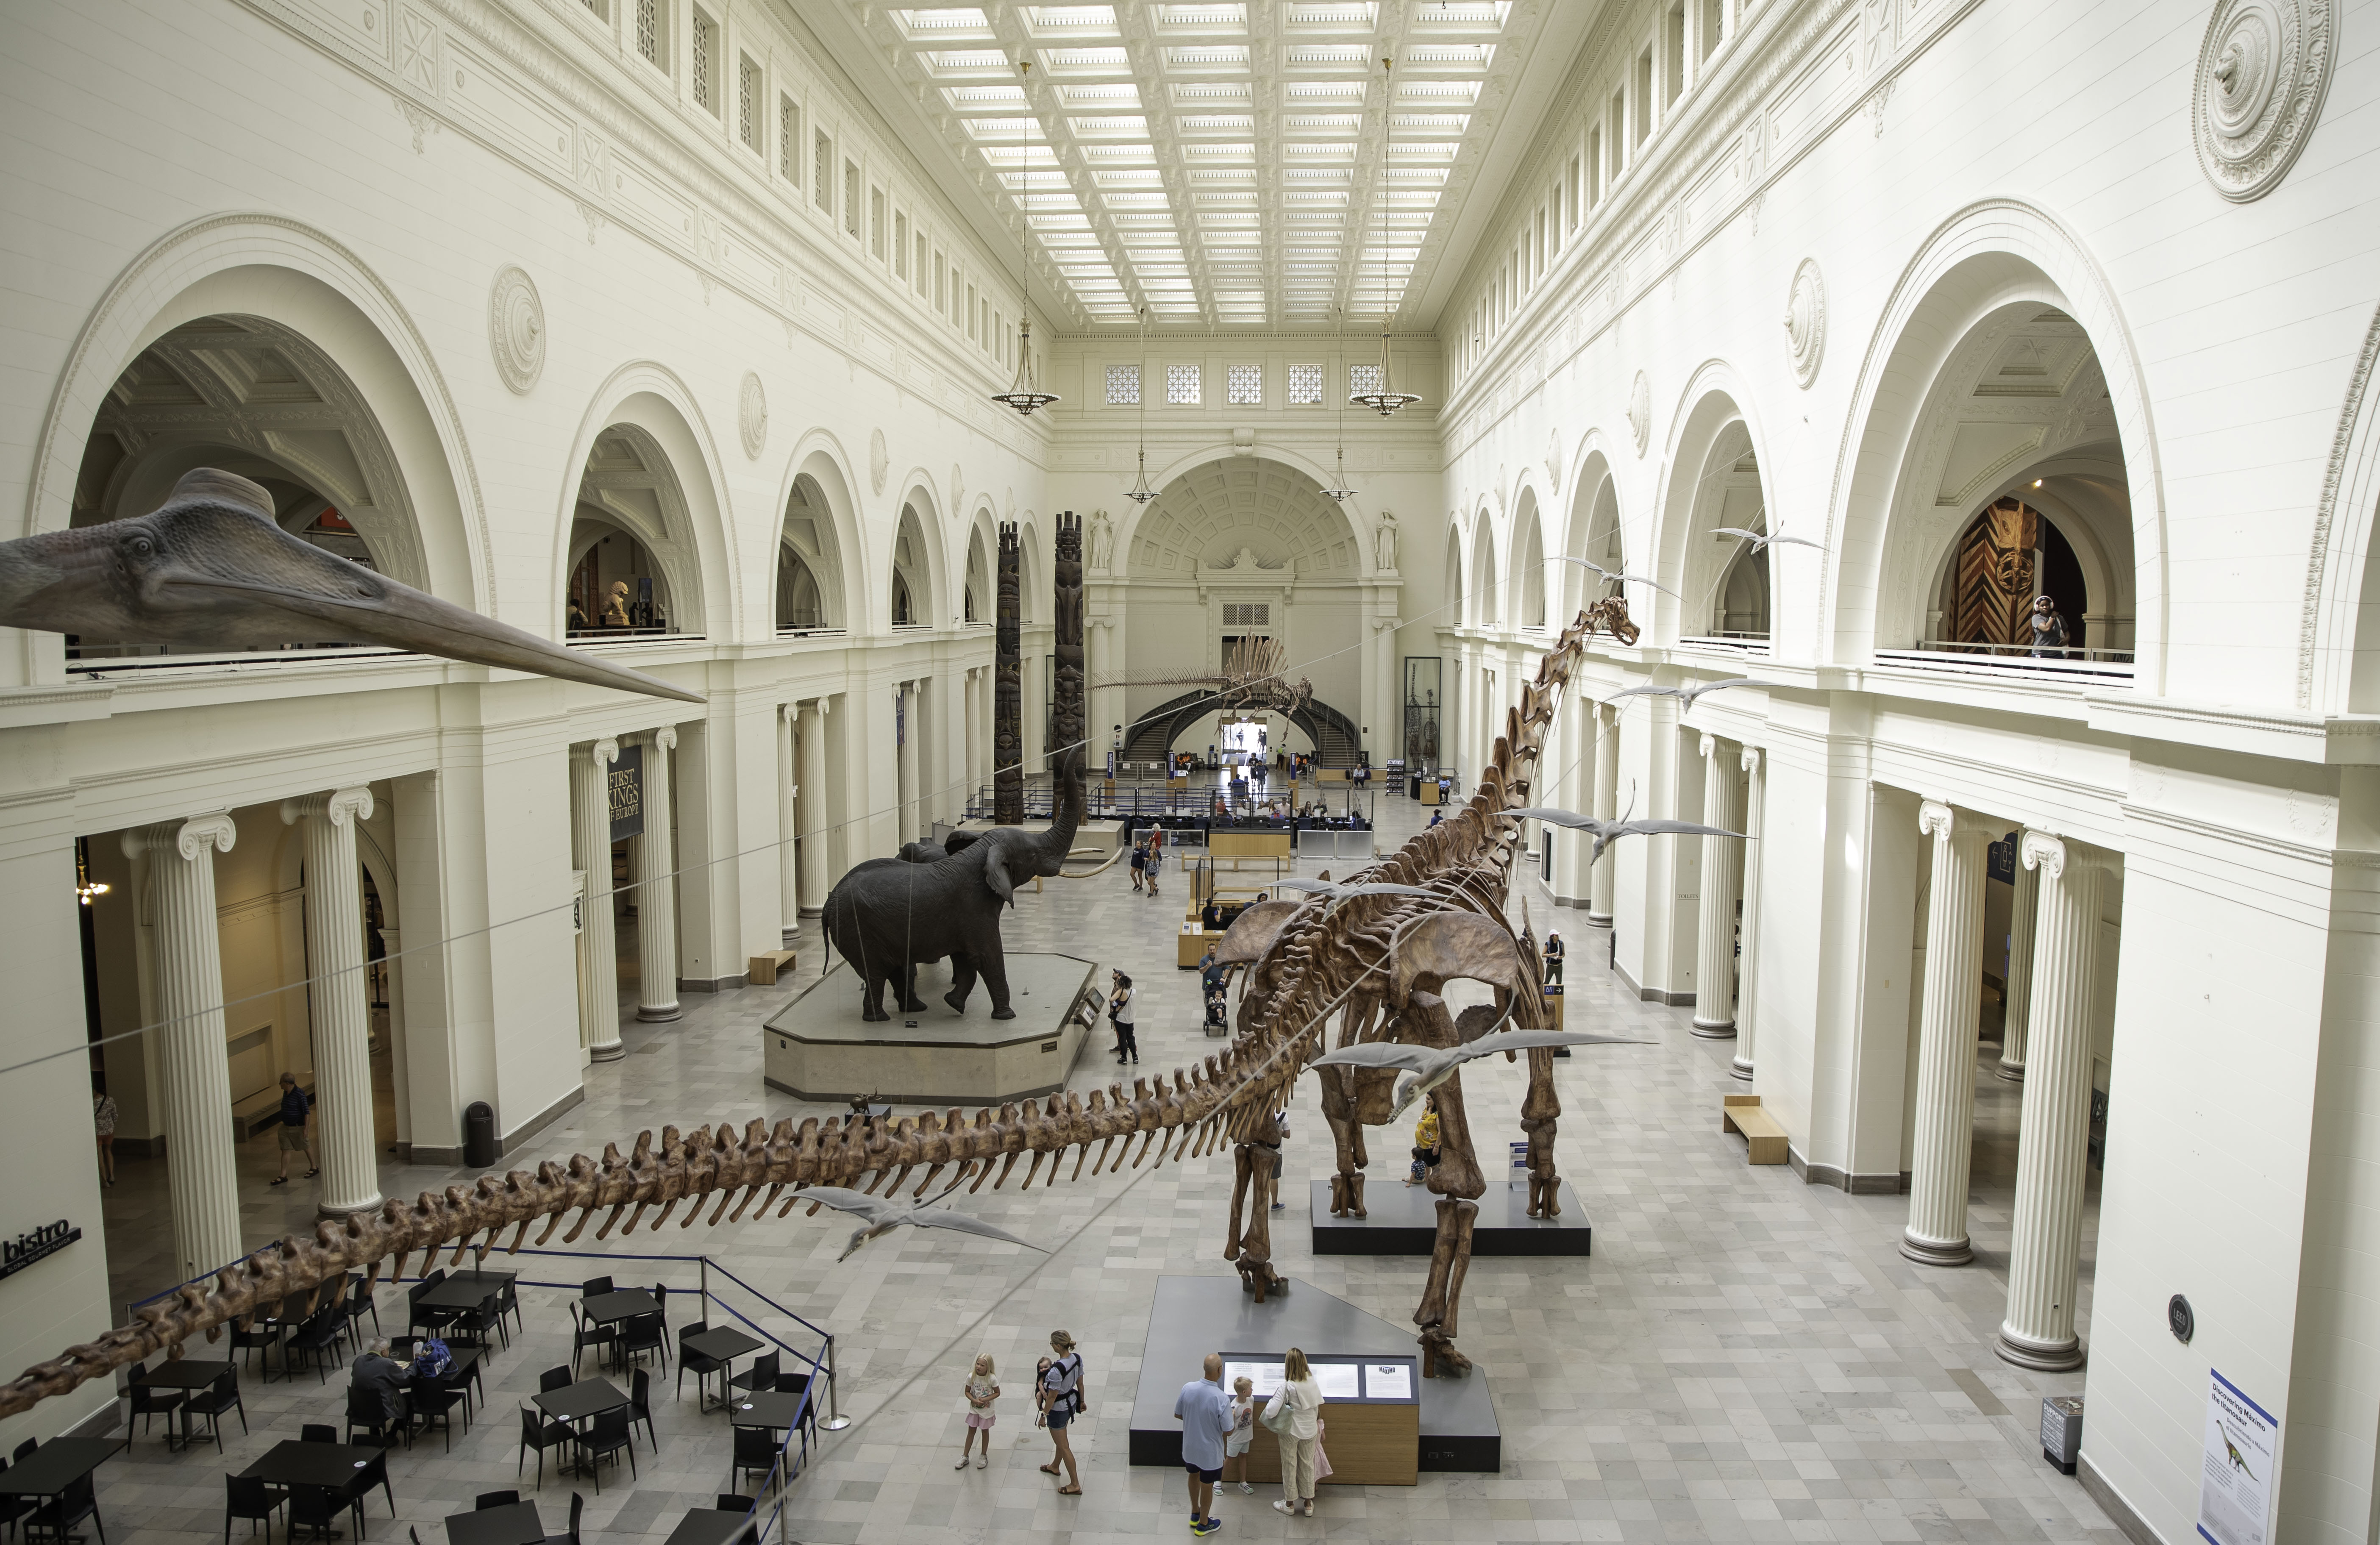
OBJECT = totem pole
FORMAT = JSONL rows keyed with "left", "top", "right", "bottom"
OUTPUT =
{"left": 994, "top": 522, "right": 1023, "bottom": 824}
{"left": 1054, "top": 512, "right": 1085, "bottom": 765}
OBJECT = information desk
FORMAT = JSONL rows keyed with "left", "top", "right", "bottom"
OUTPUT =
{"left": 1178, "top": 923, "right": 1223, "bottom": 969}
{"left": 1210, "top": 830, "right": 1292, "bottom": 859}
{"left": 1221, "top": 1354, "right": 1420, "bottom": 1486}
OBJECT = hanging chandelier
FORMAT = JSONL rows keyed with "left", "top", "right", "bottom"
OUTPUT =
{"left": 990, "top": 61, "right": 1059, "bottom": 417}
{"left": 1321, "top": 308, "right": 1356, "bottom": 501}
{"left": 1125, "top": 308, "right": 1158, "bottom": 503}
{"left": 1350, "top": 56, "right": 1421, "bottom": 418}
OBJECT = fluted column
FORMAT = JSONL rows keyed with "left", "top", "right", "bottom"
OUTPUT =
{"left": 1588, "top": 703, "right": 1618, "bottom": 925}
{"left": 1998, "top": 848, "right": 2038, "bottom": 1081}
{"left": 897, "top": 681, "right": 921, "bottom": 843}
{"left": 281, "top": 788, "right": 381, "bottom": 1216}
{"left": 1732, "top": 745, "right": 1765, "bottom": 1078}
{"left": 632, "top": 727, "right": 680, "bottom": 1023}
{"left": 572, "top": 737, "right": 624, "bottom": 1061}
{"left": 124, "top": 814, "right": 243, "bottom": 1279}
{"left": 1691, "top": 734, "right": 1743, "bottom": 1035}
{"left": 965, "top": 667, "right": 982, "bottom": 801}
{"left": 778, "top": 707, "right": 800, "bottom": 939}
{"left": 1554, "top": 692, "right": 1593, "bottom": 904}
{"left": 1996, "top": 832, "right": 2103, "bottom": 1370}
{"left": 798, "top": 700, "right": 829, "bottom": 913}
{"left": 1902, "top": 799, "right": 1987, "bottom": 1266}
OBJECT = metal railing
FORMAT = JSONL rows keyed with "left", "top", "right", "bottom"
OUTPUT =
{"left": 68, "top": 643, "right": 407, "bottom": 677}
{"left": 1882, "top": 641, "right": 2136, "bottom": 683}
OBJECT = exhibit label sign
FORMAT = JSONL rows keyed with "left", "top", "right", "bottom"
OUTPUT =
{"left": 608, "top": 743, "right": 645, "bottom": 842}
{"left": 2196, "top": 1368, "right": 2275, "bottom": 1545}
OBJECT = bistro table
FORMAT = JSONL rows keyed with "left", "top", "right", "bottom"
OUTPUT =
{"left": 581, "top": 1288, "right": 659, "bottom": 1327}
{"left": 680, "top": 1326, "right": 764, "bottom": 1412}
{"left": 0, "top": 1438, "right": 123, "bottom": 1508}
{"left": 534, "top": 1376, "right": 628, "bottom": 1476}
{"left": 239, "top": 1439, "right": 387, "bottom": 1539}
{"left": 442, "top": 1501, "right": 545, "bottom": 1545}
{"left": 129, "top": 1359, "right": 233, "bottom": 1451}
{"left": 664, "top": 1509, "right": 756, "bottom": 1545}
{"left": 414, "top": 1270, "right": 513, "bottom": 1314}
{"left": 724, "top": 1392, "right": 808, "bottom": 1434}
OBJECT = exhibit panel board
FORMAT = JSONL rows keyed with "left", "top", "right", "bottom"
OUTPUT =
{"left": 1220, "top": 1353, "right": 1420, "bottom": 1485}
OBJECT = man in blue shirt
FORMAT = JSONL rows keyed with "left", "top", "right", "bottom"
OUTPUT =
{"left": 272, "top": 1073, "right": 316, "bottom": 1185}
{"left": 1173, "top": 1352, "right": 1233, "bottom": 1535}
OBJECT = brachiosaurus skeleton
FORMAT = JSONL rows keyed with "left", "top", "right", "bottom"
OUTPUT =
{"left": 0, "top": 608, "right": 1612, "bottom": 1415}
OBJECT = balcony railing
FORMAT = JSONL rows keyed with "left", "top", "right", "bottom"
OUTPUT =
{"left": 1878, "top": 640, "right": 2135, "bottom": 684}
{"left": 1678, "top": 631, "right": 1771, "bottom": 656}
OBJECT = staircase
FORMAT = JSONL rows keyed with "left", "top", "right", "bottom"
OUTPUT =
{"left": 1121, "top": 691, "right": 1364, "bottom": 768}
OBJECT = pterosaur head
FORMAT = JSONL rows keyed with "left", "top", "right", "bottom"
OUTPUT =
{"left": 2, "top": 469, "right": 702, "bottom": 703}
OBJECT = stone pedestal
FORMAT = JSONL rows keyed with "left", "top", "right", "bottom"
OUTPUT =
{"left": 281, "top": 789, "right": 382, "bottom": 1216}
{"left": 1902, "top": 799, "right": 1985, "bottom": 1267}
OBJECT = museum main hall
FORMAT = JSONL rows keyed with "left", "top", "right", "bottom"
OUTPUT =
{"left": 0, "top": 2, "right": 2372, "bottom": 1542}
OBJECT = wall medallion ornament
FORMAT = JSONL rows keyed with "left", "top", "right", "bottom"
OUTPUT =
{"left": 737, "top": 373, "right": 767, "bottom": 460}
{"left": 486, "top": 265, "right": 545, "bottom": 395}
{"left": 2193, "top": 0, "right": 2333, "bottom": 202}
{"left": 1627, "top": 371, "right": 1651, "bottom": 456}
{"left": 1547, "top": 429, "right": 1563, "bottom": 495}
{"left": 868, "top": 429, "right": 888, "bottom": 496}
{"left": 1784, "top": 258, "right": 1827, "bottom": 389}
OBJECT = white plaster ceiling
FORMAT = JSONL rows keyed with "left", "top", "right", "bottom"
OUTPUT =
{"left": 857, "top": 3, "right": 1552, "bottom": 330}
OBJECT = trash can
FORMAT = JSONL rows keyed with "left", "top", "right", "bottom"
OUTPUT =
{"left": 2041, "top": 1395, "right": 2082, "bottom": 1475}
{"left": 463, "top": 1101, "right": 497, "bottom": 1169}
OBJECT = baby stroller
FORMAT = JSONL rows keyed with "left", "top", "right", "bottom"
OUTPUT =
{"left": 1203, "top": 986, "right": 1231, "bottom": 1035}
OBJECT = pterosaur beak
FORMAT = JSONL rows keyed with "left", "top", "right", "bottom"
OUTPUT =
{"left": 0, "top": 469, "right": 703, "bottom": 704}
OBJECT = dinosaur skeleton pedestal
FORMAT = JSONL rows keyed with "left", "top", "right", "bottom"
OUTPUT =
{"left": 1307, "top": 1179, "right": 1593, "bottom": 1255}
{"left": 762, "top": 953, "right": 1103, "bottom": 1104}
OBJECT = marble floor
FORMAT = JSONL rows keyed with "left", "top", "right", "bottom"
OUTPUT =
{"left": 76, "top": 784, "right": 2117, "bottom": 1545}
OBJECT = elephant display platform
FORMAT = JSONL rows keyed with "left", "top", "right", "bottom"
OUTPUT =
{"left": 954, "top": 815, "right": 1128, "bottom": 853}
{"left": 761, "top": 952, "right": 1103, "bottom": 1104}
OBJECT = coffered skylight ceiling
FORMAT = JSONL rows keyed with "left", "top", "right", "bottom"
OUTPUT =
{"left": 858, "top": 3, "right": 1540, "bottom": 329}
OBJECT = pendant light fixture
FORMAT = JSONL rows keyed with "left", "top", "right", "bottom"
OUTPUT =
{"left": 1125, "top": 307, "right": 1158, "bottom": 503}
{"left": 1321, "top": 306, "right": 1356, "bottom": 502}
{"left": 1350, "top": 54, "right": 1422, "bottom": 418}
{"left": 990, "top": 60, "right": 1059, "bottom": 417}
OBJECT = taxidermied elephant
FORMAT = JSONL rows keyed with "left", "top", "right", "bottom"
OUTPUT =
{"left": 822, "top": 750, "right": 1085, "bottom": 1021}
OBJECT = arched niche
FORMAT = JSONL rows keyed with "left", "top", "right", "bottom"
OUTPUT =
{"left": 1665, "top": 414, "right": 1772, "bottom": 642}
{"left": 1470, "top": 518, "right": 1499, "bottom": 628}
{"left": 1443, "top": 523, "right": 1466, "bottom": 625}
{"left": 1509, "top": 489, "right": 1549, "bottom": 631}
{"left": 1557, "top": 448, "right": 1627, "bottom": 624}
{"left": 890, "top": 502, "right": 938, "bottom": 629}
{"left": 962, "top": 512, "right": 1000, "bottom": 626}
{"left": 1828, "top": 205, "right": 2159, "bottom": 679}
{"left": 1121, "top": 459, "right": 1363, "bottom": 580}
{"left": 781, "top": 445, "right": 864, "bottom": 634}
{"left": 566, "top": 422, "right": 703, "bottom": 638}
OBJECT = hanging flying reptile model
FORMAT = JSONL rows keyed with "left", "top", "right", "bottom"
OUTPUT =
{"left": 0, "top": 581, "right": 1735, "bottom": 1414}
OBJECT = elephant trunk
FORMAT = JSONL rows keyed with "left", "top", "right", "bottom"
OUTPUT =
{"left": 1024, "top": 748, "right": 1085, "bottom": 878}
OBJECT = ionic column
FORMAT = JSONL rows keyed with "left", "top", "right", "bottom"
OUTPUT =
{"left": 897, "top": 681, "right": 921, "bottom": 843}
{"left": 798, "top": 700, "right": 829, "bottom": 914}
{"left": 571, "top": 737, "right": 624, "bottom": 1061}
{"left": 1692, "top": 734, "right": 1743, "bottom": 1038}
{"left": 1998, "top": 848, "right": 2038, "bottom": 1081}
{"left": 632, "top": 727, "right": 679, "bottom": 1023}
{"left": 965, "top": 667, "right": 982, "bottom": 803}
{"left": 777, "top": 706, "right": 800, "bottom": 939}
{"left": 123, "top": 814, "right": 243, "bottom": 1279}
{"left": 1996, "top": 832, "right": 2103, "bottom": 1371}
{"left": 1901, "top": 799, "right": 1987, "bottom": 1267}
{"left": 1588, "top": 703, "right": 1618, "bottom": 926}
{"left": 1732, "top": 745, "right": 1765, "bottom": 1079}
{"left": 280, "top": 788, "right": 382, "bottom": 1216}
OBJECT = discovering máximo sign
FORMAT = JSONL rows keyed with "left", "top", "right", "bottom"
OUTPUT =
{"left": 0, "top": 1220, "right": 80, "bottom": 1282}
{"left": 608, "top": 743, "right": 645, "bottom": 842}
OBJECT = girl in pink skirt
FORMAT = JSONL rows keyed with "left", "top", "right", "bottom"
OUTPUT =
{"left": 957, "top": 1353, "right": 1001, "bottom": 1468}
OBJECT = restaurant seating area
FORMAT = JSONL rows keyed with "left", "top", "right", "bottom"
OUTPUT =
{"left": 14, "top": 1270, "right": 822, "bottom": 1545}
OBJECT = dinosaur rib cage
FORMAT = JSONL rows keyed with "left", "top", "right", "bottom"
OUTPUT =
{"left": 0, "top": 610, "right": 1605, "bottom": 1420}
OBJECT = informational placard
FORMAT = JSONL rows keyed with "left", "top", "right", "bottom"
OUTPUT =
{"left": 1363, "top": 1362, "right": 1410, "bottom": 1400}
{"left": 1220, "top": 1355, "right": 1417, "bottom": 1405}
{"left": 2196, "top": 1368, "right": 2276, "bottom": 1545}
{"left": 1224, "top": 1360, "right": 1282, "bottom": 1399}
{"left": 607, "top": 742, "right": 645, "bottom": 842}
{"left": 1509, "top": 1141, "right": 1529, "bottom": 1184}
{"left": 1312, "top": 1363, "right": 1360, "bottom": 1400}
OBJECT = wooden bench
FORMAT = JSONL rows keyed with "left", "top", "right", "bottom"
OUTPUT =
{"left": 748, "top": 948, "right": 796, "bottom": 986}
{"left": 1721, "top": 1094, "right": 1788, "bottom": 1165}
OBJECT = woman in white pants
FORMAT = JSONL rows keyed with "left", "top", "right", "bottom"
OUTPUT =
{"left": 1266, "top": 1347, "right": 1323, "bottom": 1517}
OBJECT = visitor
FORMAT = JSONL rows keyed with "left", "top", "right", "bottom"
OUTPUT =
{"left": 1144, "top": 834, "right": 1162, "bottom": 900}
{"left": 1221, "top": 1375, "right": 1257, "bottom": 1495}
{"left": 1544, "top": 931, "right": 1565, "bottom": 988}
{"left": 1174, "top": 1353, "right": 1232, "bottom": 1535}
{"left": 1406, "top": 1094, "right": 1441, "bottom": 1187}
{"left": 1037, "top": 1330, "right": 1085, "bottom": 1494}
{"left": 1429, "top": 810, "right": 1443, "bottom": 827}
{"left": 1201, "top": 900, "right": 1224, "bottom": 930}
{"left": 1109, "top": 971, "right": 1138, "bottom": 1065}
{"left": 92, "top": 1075, "right": 116, "bottom": 1187}
{"left": 350, "top": 1337, "right": 413, "bottom": 1424}
{"left": 1260, "top": 1108, "right": 1288, "bottom": 1212}
{"left": 1130, "top": 839, "right": 1146, "bottom": 892}
{"left": 272, "top": 1073, "right": 317, "bottom": 1185}
{"left": 956, "top": 1353, "right": 999, "bottom": 1469}
{"left": 1265, "top": 1348, "right": 1324, "bottom": 1517}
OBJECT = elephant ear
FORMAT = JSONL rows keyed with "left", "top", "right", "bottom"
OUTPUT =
{"left": 979, "top": 834, "right": 1017, "bottom": 908}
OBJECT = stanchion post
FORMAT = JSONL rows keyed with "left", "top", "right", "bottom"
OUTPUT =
{"left": 823, "top": 1335, "right": 850, "bottom": 1429}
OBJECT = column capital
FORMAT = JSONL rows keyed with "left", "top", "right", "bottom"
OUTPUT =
{"left": 1740, "top": 743, "right": 1763, "bottom": 774}
{"left": 123, "top": 813, "right": 237, "bottom": 863}
{"left": 2019, "top": 828, "right": 2096, "bottom": 878}
{"left": 589, "top": 736, "right": 620, "bottom": 767}
{"left": 651, "top": 725, "right": 678, "bottom": 753}
{"left": 1917, "top": 798, "right": 1963, "bottom": 839}
{"left": 1699, "top": 731, "right": 1723, "bottom": 760}
{"left": 281, "top": 787, "right": 375, "bottom": 829}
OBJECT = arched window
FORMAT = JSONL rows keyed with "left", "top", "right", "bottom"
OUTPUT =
{"left": 779, "top": 470, "right": 848, "bottom": 634}
{"left": 567, "top": 427, "right": 699, "bottom": 637}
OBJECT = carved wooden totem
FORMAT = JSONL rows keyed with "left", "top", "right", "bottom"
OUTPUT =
{"left": 994, "top": 521, "right": 1023, "bottom": 824}
{"left": 1053, "top": 511, "right": 1084, "bottom": 762}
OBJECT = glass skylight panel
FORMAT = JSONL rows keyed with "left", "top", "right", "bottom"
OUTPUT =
{"left": 1287, "top": 82, "right": 1365, "bottom": 102}
{"left": 1157, "top": 4, "right": 1248, "bottom": 25}
{"left": 1397, "top": 81, "right": 1481, "bottom": 103}
{"left": 1177, "top": 115, "right": 1255, "bottom": 133}
{"left": 1024, "top": 5, "right": 1117, "bottom": 26}
{"left": 1058, "top": 84, "right": 1141, "bottom": 106}
{"left": 1044, "top": 47, "right": 1129, "bottom": 68}
{"left": 1070, "top": 116, "right": 1149, "bottom": 134}
{"left": 1285, "top": 3, "right": 1377, "bottom": 24}
{"left": 897, "top": 8, "right": 992, "bottom": 33}
{"left": 1167, "top": 45, "right": 1250, "bottom": 66}
{"left": 929, "top": 49, "right": 1010, "bottom": 70}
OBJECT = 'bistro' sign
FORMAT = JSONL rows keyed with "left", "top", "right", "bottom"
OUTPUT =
{"left": 0, "top": 1220, "right": 81, "bottom": 1282}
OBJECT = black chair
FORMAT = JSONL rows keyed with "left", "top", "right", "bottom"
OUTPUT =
{"left": 497, "top": 1278, "right": 523, "bottom": 1338}
{"left": 11, "top": 1439, "right": 34, "bottom": 1462}
{"left": 650, "top": 1284, "right": 668, "bottom": 1327}
{"left": 0, "top": 1460, "right": 31, "bottom": 1539}
{"left": 676, "top": 1322, "right": 724, "bottom": 1406}
{"left": 568, "top": 1305, "right": 614, "bottom": 1376}
{"left": 571, "top": 1409, "right": 635, "bottom": 1494}
{"left": 729, "top": 1351, "right": 779, "bottom": 1398}
{"left": 287, "top": 1309, "right": 345, "bottom": 1384}
{"left": 731, "top": 1426, "right": 777, "bottom": 1490}
{"left": 186, "top": 1369, "right": 247, "bottom": 1454}
{"left": 580, "top": 1277, "right": 614, "bottom": 1298}
{"left": 537, "top": 1366, "right": 573, "bottom": 1395}
{"left": 344, "top": 1385, "right": 408, "bottom": 1450}
{"left": 440, "top": 1355, "right": 485, "bottom": 1418}
{"left": 627, "top": 1369, "right": 656, "bottom": 1452}
{"left": 224, "top": 1473, "right": 283, "bottom": 1545}
{"left": 473, "top": 1494, "right": 519, "bottom": 1512}
{"left": 28, "top": 1474, "right": 103, "bottom": 1545}
{"left": 300, "top": 1425, "right": 338, "bottom": 1445}
{"left": 230, "top": 1313, "right": 281, "bottom": 1381}
{"left": 714, "top": 1497, "right": 749, "bottom": 1515}
{"left": 775, "top": 1367, "right": 820, "bottom": 1448}
{"left": 539, "top": 1494, "right": 582, "bottom": 1545}
{"left": 517, "top": 1408, "right": 572, "bottom": 1490}
{"left": 616, "top": 1313, "right": 665, "bottom": 1372}
{"left": 448, "top": 1299, "right": 506, "bottom": 1356}
{"left": 409, "top": 1379, "right": 466, "bottom": 1453}
{"left": 408, "top": 1271, "right": 457, "bottom": 1338}
{"left": 285, "top": 1486, "right": 342, "bottom": 1545}
{"left": 126, "top": 1362, "right": 185, "bottom": 1444}
{"left": 353, "top": 1450, "right": 395, "bottom": 1520}
{"left": 342, "top": 1276, "right": 380, "bottom": 1341}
